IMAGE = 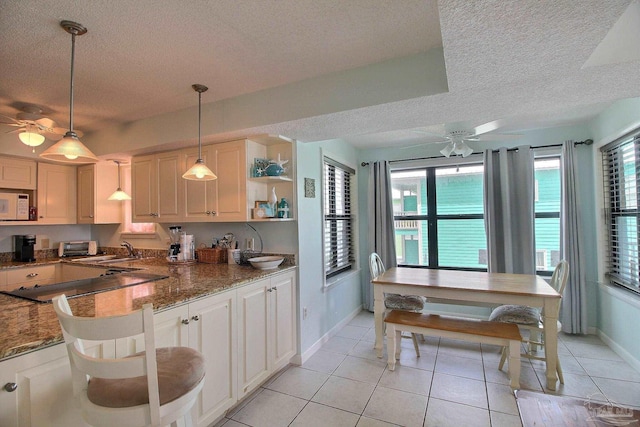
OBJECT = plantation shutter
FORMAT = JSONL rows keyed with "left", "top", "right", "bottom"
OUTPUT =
{"left": 324, "top": 158, "right": 355, "bottom": 278}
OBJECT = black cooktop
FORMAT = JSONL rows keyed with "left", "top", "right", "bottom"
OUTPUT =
{"left": 1, "top": 272, "right": 169, "bottom": 303}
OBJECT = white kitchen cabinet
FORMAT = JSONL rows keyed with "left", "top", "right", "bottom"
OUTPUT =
{"left": 131, "top": 152, "right": 182, "bottom": 222}
{"left": 0, "top": 338, "right": 114, "bottom": 427}
{"left": 77, "top": 162, "right": 122, "bottom": 224}
{"left": 36, "top": 162, "right": 76, "bottom": 224}
{"left": 3, "top": 265, "right": 56, "bottom": 291}
{"left": 0, "top": 156, "right": 37, "bottom": 190}
{"left": 182, "top": 140, "right": 247, "bottom": 222}
{"left": 237, "top": 270, "right": 297, "bottom": 398}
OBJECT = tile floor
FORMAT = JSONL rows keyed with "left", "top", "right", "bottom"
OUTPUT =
{"left": 215, "top": 311, "right": 640, "bottom": 427}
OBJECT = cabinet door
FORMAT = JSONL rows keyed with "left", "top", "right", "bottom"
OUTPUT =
{"left": 270, "top": 271, "right": 297, "bottom": 370}
{"left": 236, "top": 279, "right": 270, "bottom": 398}
{"left": 131, "top": 154, "right": 156, "bottom": 222}
{"left": 0, "top": 341, "right": 114, "bottom": 427}
{"left": 6, "top": 265, "right": 56, "bottom": 290}
{"left": 183, "top": 147, "right": 218, "bottom": 221}
{"left": 115, "top": 305, "right": 189, "bottom": 357}
{"left": 213, "top": 141, "right": 247, "bottom": 221}
{"left": 76, "top": 164, "right": 95, "bottom": 223}
{"left": 189, "top": 292, "right": 237, "bottom": 426}
{"left": 37, "top": 163, "right": 76, "bottom": 224}
{"left": 0, "top": 157, "right": 37, "bottom": 190}
{"left": 155, "top": 152, "right": 182, "bottom": 222}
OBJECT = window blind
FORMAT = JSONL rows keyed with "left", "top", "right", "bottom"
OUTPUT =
{"left": 324, "top": 159, "right": 354, "bottom": 278}
{"left": 601, "top": 131, "right": 640, "bottom": 294}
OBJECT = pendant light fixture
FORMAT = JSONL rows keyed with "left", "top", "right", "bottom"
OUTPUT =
{"left": 40, "top": 20, "right": 98, "bottom": 164}
{"left": 107, "top": 160, "right": 132, "bottom": 201}
{"left": 182, "top": 84, "right": 217, "bottom": 181}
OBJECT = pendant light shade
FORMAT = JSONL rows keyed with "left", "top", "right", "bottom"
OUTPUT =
{"left": 40, "top": 20, "right": 98, "bottom": 164}
{"left": 182, "top": 84, "right": 217, "bottom": 181}
{"left": 107, "top": 160, "right": 132, "bottom": 201}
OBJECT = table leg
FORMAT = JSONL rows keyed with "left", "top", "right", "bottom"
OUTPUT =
{"left": 374, "top": 283, "right": 384, "bottom": 358}
{"left": 543, "top": 298, "right": 560, "bottom": 391}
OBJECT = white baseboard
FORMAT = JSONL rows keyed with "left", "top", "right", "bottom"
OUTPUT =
{"left": 298, "top": 305, "right": 363, "bottom": 365}
{"left": 596, "top": 329, "right": 640, "bottom": 373}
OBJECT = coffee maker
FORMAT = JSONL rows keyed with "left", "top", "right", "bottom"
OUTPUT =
{"left": 168, "top": 226, "right": 182, "bottom": 261}
{"left": 14, "top": 234, "right": 36, "bottom": 262}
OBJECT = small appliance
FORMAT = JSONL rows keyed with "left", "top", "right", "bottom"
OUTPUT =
{"left": 58, "top": 241, "right": 98, "bottom": 257}
{"left": 14, "top": 234, "right": 36, "bottom": 262}
{"left": 0, "top": 193, "right": 29, "bottom": 220}
{"left": 168, "top": 226, "right": 183, "bottom": 261}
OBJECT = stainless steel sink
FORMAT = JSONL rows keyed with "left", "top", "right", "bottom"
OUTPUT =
{"left": 96, "top": 257, "right": 139, "bottom": 264}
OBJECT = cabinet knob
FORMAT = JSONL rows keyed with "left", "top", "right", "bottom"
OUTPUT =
{"left": 89, "top": 215, "right": 94, "bottom": 218}
{"left": 272, "top": 287, "right": 278, "bottom": 291}
{"left": 181, "top": 318, "right": 190, "bottom": 325}
{"left": 191, "top": 315, "right": 200, "bottom": 321}
{"left": 267, "top": 288, "right": 273, "bottom": 292}
{"left": 26, "top": 273, "right": 38, "bottom": 278}
{"left": 4, "top": 382, "right": 17, "bottom": 392}
{"left": 209, "top": 211, "right": 217, "bottom": 216}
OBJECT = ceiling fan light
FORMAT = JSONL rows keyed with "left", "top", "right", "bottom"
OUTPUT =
{"left": 39, "top": 132, "right": 99, "bottom": 163}
{"left": 182, "top": 159, "right": 217, "bottom": 181}
{"left": 440, "top": 142, "right": 455, "bottom": 157}
{"left": 459, "top": 144, "right": 474, "bottom": 157}
{"left": 19, "top": 131, "right": 45, "bottom": 147}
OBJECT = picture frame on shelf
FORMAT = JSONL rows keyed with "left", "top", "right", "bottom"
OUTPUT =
{"left": 254, "top": 200, "right": 274, "bottom": 217}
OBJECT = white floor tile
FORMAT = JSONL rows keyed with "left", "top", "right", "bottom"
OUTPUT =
{"left": 363, "top": 385, "right": 428, "bottom": 427}
{"left": 302, "top": 349, "right": 347, "bottom": 374}
{"left": 576, "top": 357, "right": 640, "bottom": 382}
{"left": 349, "top": 312, "right": 375, "bottom": 328}
{"left": 489, "top": 411, "right": 523, "bottom": 427}
{"left": 311, "top": 376, "right": 375, "bottom": 414}
{"left": 424, "top": 398, "right": 490, "bottom": 427}
{"left": 434, "top": 353, "right": 485, "bottom": 381}
{"left": 563, "top": 341, "right": 623, "bottom": 361}
{"left": 333, "top": 355, "right": 387, "bottom": 384}
{"left": 429, "top": 373, "right": 488, "bottom": 409}
{"left": 378, "top": 365, "right": 433, "bottom": 395}
{"left": 290, "top": 401, "right": 360, "bottom": 427}
{"left": 338, "top": 325, "right": 370, "bottom": 340}
{"left": 230, "top": 389, "right": 307, "bottom": 427}
{"left": 322, "top": 336, "right": 360, "bottom": 354}
{"left": 486, "top": 382, "right": 519, "bottom": 415}
{"left": 592, "top": 377, "right": 640, "bottom": 408}
{"left": 356, "top": 416, "right": 401, "bottom": 426}
{"left": 535, "top": 370, "right": 602, "bottom": 400}
{"left": 437, "top": 338, "right": 483, "bottom": 360}
{"left": 264, "top": 366, "right": 329, "bottom": 399}
{"left": 349, "top": 340, "right": 387, "bottom": 361}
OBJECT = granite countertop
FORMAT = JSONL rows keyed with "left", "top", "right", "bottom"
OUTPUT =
{"left": 0, "top": 257, "right": 296, "bottom": 361}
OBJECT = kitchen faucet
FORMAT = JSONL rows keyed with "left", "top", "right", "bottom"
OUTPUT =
{"left": 121, "top": 241, "right": 137, "bottom": 258}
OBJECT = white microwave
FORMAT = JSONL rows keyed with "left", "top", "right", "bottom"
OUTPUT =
{"left": 0, "top": 193, "right": 29, "bottom": 220}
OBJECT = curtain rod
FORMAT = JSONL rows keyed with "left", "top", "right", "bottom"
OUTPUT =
{"left": 360, "top": 139, "right": 593, "bottom": 167}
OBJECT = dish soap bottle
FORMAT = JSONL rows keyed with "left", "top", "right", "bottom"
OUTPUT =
{"left": 277, "top": 198, "right": 289, "bottom": 218}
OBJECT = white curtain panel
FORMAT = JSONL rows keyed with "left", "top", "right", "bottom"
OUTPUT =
{"left": 560, "top": 141, "right": 587, "bottom": 334}
{"left": 364, "top": 161, "right": 397, "bottom": 310}
{"left": 483, "top": 146, "right": 536, "bottom": 274}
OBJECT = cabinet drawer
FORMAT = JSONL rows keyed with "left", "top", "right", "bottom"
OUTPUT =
{"left": 6, "top": 265, "right": 56, "bottom": 288}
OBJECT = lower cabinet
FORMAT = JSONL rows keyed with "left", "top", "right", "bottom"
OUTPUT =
{"left": 0, "top": 270, "right": 296, "bottom": 427}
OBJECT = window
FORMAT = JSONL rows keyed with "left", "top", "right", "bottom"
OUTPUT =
{"left": 390, "top": 156, "right": 561, "bottom": 273}
{"left": 323, "top": 158, "right": 355, "bottom": 278}
{"left": 602, "top": 131, "right": 640, "bottom": 294}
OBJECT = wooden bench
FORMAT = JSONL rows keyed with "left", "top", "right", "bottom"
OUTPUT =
{"left": 385, "top": 310, "right": 522, "bottom": 389}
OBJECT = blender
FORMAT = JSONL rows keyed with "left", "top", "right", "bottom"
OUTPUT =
{"left": 168, "top": 226, "right": 182, "bottom": 261}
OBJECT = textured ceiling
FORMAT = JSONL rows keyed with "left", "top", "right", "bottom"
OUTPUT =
{"left": 0, "top": 0, "right": 639, "bottom": 151}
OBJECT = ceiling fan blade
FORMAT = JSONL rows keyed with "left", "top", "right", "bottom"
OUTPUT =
{"left": 473, "top": 119, "right": 507, "bottom": 136}
{"left": 0, "top": 113, "right": 21, "bottom": 125}
{"left": 5, "top": 128, "right": 22, "bottom": 134}
{"left": 474, "top": 133, "right": 522, "bottom": 141}
{"left": 35, "top": 117, "right": 56, "bottom": 129}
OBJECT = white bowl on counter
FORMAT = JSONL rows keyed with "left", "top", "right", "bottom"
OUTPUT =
{"left": 248, "top": 256, "right": 284, "bottom": 270}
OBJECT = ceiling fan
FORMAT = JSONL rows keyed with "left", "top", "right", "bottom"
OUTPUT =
{"left": 0, "top": 105, "right": 83, "bottom": 150}
{"left": 413, "top": 120, "right": 522, "bottom": 158}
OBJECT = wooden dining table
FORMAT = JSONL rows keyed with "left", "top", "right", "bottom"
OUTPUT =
{"left": 372, "top": 267, "right": 562, "bottom": 391}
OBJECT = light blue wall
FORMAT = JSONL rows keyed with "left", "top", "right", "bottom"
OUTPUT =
{"left": 295, "top": 140, "right": 362, "bottom": 358}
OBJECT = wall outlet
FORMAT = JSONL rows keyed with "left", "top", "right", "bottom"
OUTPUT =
{"left": 41, "top": 238, "right": 50, "bottom": 249}
{"left": 303, "top": 307, "right": 308, "bottom": 319}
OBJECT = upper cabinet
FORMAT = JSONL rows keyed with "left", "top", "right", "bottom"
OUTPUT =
{"left": 183, "top": 140, "right": 247, "bottom": 222}
{"left": 132, "top": 135, "right": 295, "bottom": 223}
{"left": 37, "top": 163, "right": 77, "bottom": 224}
{"left": 131, "top": 152, "right": 182, "bottom": 222}
{"left": 77, "top": 162, "right": 122, "bottom": 224}
{"left": 0, "top": 156, "right": 37, "bottom": 190}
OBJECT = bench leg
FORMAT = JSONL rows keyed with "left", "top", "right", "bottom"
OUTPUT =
{"left": 386, "top": 323, "right": 397, "bottom": 370}
{"left": 411, "top": 333, "right": 421, "bottom": 358}
{"left": 498, "top": 346, "right": 507, "bottom": 371}
{"left": 508, "top": 340, "right": 521, "bottom": 389}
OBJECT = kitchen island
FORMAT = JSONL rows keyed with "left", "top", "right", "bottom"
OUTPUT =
{"left": 0, "top": 256, "right": 297, "bottom": 427}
